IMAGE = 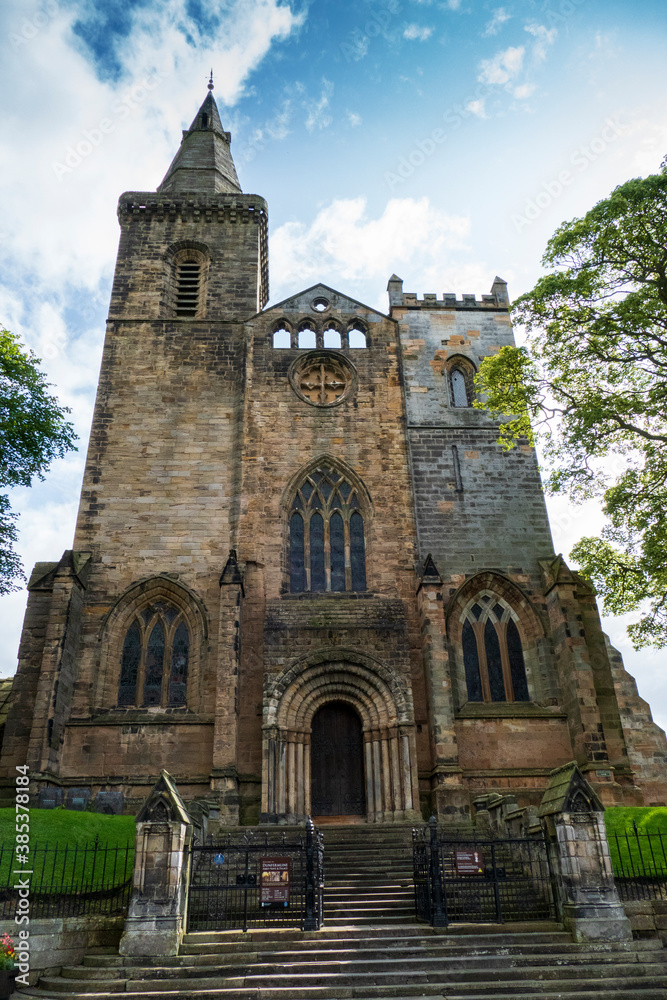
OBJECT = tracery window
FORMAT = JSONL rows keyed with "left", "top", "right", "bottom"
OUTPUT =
{"left": 289, "top": 464, "right": 367, "bottom": 593}
{"left": 118, "top": 602, "right": 190, "bottom": 708}
{"left": 461, "top": 595, "right": 529, "bottom": 703}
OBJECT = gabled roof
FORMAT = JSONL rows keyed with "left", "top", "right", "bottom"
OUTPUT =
{"left": 257, "top": 282, "right": 390, "bottom": 321}
{"left": 538, "top": 761, "right": 604, "bottom": 817}
{"left": 136, "top": 770, "right": 192, "bottom": 825}
{"left": 158, "top": 88, "right": 241, "bottom": 195}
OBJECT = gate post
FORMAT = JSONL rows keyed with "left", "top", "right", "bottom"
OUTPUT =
{"left": 538, "top": 763, "right": 631, "bottom": 943}
{"left": 119, "top": 771, "right": 193, "bottom": 957}
{"left": 428, "top": 815, "right": 448, "bottom": 927}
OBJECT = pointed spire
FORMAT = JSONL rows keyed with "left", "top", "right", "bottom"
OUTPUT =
{"left": 158, "top": 83, "right": 242, "bottom": 196}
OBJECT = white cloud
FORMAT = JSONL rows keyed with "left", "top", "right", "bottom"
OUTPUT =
{"left": 483, "top": 8, "right": 511, "bottom": 37}
{"left": 0, "top": 0, "right": 307, "bottom": 676}
{"left": 478, "top": 45, "right": 525, "bottom": 85}
{"left": 524, "top": 22, "right": 558, "bottom": 62}
{"left": 305, "top": 78, "right": 334, "bottom": 132}
{"left": 269, "top": 196, "right": 471, "bottom": 305}
{"left": 403, "top": 24, "right": 434, "bottom": 41}
{"left": 466, "top": 98, "right": 487, "bottom": 118}
{"left": 346, "top": 110, "right": 362, "bottom": 127}
{"left": 513, "top": 83, "right": 536, "bottom": 99}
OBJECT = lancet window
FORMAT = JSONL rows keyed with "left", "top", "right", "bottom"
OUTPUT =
{"left": 446, "top": 357, "right": 475, "bottom": 407}
{"left": 118, "top": 602, "right": 190, "bottom": 708}
{"left": 289, "top": 464, "right": 367, "bottom": 593}
{"left": 462, "top": 595, "right": 529, "bottom": 703}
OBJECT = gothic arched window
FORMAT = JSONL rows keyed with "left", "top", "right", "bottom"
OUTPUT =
{"left": 461, "top": 595, "right": 529, "bottom": 703}
{"left": 446, "top": 357, "right": 475, "bottom": 407}
{"left": 118, "top": 602, "right": 190, "bottom": 708}
{"left": 289, "top": 464, "right": 367, "bottom": 593}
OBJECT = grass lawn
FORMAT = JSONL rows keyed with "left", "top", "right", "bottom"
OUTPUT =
{"left": 0, "top": 809, "right": 136, "bottom": 891}
{"left": 605, "top": 807, "right": 667, "bottom": 876}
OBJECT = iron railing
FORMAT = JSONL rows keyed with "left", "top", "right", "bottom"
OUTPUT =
{"left": 609, "top": 823, "right": 667, "bottom": 901}
{"left": 187, "top": 819, "right": 324, "bottom": 932}
{"left": 413, "top": 817, "right": 558, "bottom": 926}
{"left": 0, "top": 838, "right": 134, "bottom": 919}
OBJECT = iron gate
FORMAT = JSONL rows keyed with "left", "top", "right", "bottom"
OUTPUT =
{"left": 413, "top": 818, "right": 558, "bottom": 926}
{"left": 187, "top": 821, "right": 323, "bottom": 932}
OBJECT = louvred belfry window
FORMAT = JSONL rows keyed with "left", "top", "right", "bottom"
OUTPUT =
{"left": 462, "top": 596, "right": 530, "bottom": 703}
{"left": 175, "top": 260, "right": 201, "bottom": 316}
{"left": 118, "top": 602, "right": 190, "bottom": 707}
{"left": 289, "top": 465, "right": 367, "bottom": 593}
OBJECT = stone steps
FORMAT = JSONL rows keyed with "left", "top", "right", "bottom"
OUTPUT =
{"left": 27, "top": 823, "right": 667, "bottom": 999}
{"left": 81, "top": 938, "right": 665, "bottom": 968}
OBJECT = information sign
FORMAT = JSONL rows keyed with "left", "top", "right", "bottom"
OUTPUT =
{"left": 260, "top": 856, "right": 291, "bottom": 907}
{"left": 455, "top": 849, "right": 484, "bottom": 875}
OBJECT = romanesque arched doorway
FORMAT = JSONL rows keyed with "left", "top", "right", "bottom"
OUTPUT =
{"left": 261, "top": 652, "right": 420, "bottom": 824}
{"left": 311, "top": 701, "right": 365, "bottom": 818}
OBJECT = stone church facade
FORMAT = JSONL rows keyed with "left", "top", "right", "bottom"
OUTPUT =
{"left": 2, "top": 86, "right": 666, "bottom": 824}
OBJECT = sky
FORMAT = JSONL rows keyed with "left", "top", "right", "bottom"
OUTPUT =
{"left": 1, "top": 0, "right": 666, "bottom": 729}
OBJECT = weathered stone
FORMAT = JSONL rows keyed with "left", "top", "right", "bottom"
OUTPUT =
{"left": 0, "top": 85, "right": 665, "bottom": 825}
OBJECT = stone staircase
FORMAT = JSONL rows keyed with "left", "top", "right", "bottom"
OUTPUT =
{"left": 22, "top": 823, "right": 667, "bottom": 999}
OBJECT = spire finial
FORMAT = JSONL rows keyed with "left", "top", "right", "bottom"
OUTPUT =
{"left": 208, "top": 69, "right": 214, "bottom": 92}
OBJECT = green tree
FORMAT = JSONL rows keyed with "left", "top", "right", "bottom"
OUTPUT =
{"left": 0, "top": 328, "right": 77, "bottom": 594}
{"left": 475, "top": 164, "right": 667, "bottom": 648}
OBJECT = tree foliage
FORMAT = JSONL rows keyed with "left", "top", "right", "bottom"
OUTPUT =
{"left": 474, "top": 165, "right": 667, "bottom": 647}
{"left": 0, "top": 328, "right": 77, "bottom": 594}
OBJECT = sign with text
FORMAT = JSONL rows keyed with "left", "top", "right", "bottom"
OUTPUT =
{"left": 260, "top": 856, "right": 291, "bottom": 907}
{"left": 455, "top": 849, "right": 484, "bottom": 876}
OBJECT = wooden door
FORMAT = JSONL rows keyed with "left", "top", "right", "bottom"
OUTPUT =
{"left": 311, "top": 702, "right": 365, "bottom": 817}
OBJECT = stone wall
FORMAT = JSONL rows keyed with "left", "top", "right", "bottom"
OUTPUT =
{"left": 623, "top": 899, "right": 667, "bottom": 943}
{"left": 0, "top": 916, "right": 123, "bottom": 987}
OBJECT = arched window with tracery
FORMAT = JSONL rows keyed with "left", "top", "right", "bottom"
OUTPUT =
{"left": 461, "top": 595, "right": 529, "bottom": 703}
{"left": 289, "top": 464, "right": 367, "bottom": 593}
{"left": 118, "top": 602, "right": 190, "bottom": 708}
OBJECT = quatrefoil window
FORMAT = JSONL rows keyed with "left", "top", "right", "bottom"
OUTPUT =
{"left": 290, "top": 352, "right": 354, "bottom": 407}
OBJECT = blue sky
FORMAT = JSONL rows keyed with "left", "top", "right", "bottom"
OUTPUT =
{"left": 1, "top": 0, "right": 666, "bottom": 726}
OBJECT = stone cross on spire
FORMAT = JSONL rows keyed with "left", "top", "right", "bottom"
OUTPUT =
{"left": 158, "top": 78, "right": 242, "bottom": 195}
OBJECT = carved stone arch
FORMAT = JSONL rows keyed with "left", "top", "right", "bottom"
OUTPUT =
{"left": 262, "top": 648, "right": 419, "bottom": 824}
{"left": 281, "top": 455, "right": 373, "bottom": 513}
{"left": 281, "top": 457, "right": 374, "bottom": 594}
{"left": 267, "top": 646, "right": 411, "bottom": 725}
{"left": 446, "top": 572, "right": 547, "bottom": 708}
{"left": 164, "top": 239, "right": 211, "bottom": 261}
{"left": 97, "top": 576, "right": 208, "bottom": 712}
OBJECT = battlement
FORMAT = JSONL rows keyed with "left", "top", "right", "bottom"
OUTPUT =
{"left": 117, "top": 192, "right": 268, "bottom": 224}
{"left": 387, "top": 274, "right": 509, "bottom": 311}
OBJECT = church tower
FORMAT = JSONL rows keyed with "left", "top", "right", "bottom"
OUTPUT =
{"left": 2, "top": 85, "right": 666, "bottom": 822}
